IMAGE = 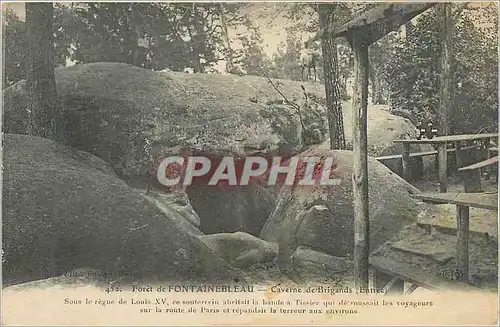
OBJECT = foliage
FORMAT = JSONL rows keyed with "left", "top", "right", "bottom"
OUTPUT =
{"left": 383, "top": 5, "right": 498, "bottom": 133}
{"left": 269, "top": 3, "right": 353, "bottom": 91}
{"left": 368, "top": 31, "right": 398, "bottom": 104}
{"left": 270, "top": 28, "right": 304, "bottom": 81}
{"left": 232, "top": 22, "right": 273, "bottom": 76}
{"left": 3, "top": 2, "right": 252, "bottom": 85}
{"left": 2, "top": 9, "right": 28, "bottom": 87}
{"left": 61, "top": 3, "right": 226, "bottom": 72}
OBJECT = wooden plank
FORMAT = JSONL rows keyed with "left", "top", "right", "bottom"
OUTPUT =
{"left": 391, "top": 238, "right": 454, "bottom": 263}
{"left": 458, "top": 156, "right": 499, "bottom": 171}
{"left": 411, "top": 192, "right": 498, "bottom": 210}
{"left": 394, "top": 133, "right": 498, "bottom": 144}
{"left": 456, "top": 205, "right": 470, "bottom": 283}
{"left": 375, "top": 154, "right": 404, "bottom": 161}
{"left": 376, "top": 151, "right": 436, "bottom": 161}
{"left": 370, "top": 256, "right": 479, "bottom": 292}
{"left": 351, "top": 31, "right": 370, "bottom": 290}
{"left": 438, "top": 143, "right": 448, "bottom": 193}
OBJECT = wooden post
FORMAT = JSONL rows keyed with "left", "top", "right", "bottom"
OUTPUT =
{"left": 454, "top": 141, "right": 462, "bottom": 171}
{"left": 402, "top": 143, "right": 411, "bottom": 181}
{"left": 462, "top": 170, "right": 482, "bottom": 193}
{"left": 484, "top": 138, "right": 491, "bottom": 180}
{"left": 383, "top": 277, "right": 405, "bottom": 294}
{"left": 456, "top": 204, "right": 469, "bottom": 283}
{"left": 460, "top": 142, "right": 482, "bottom": 192}
{"left": 371, "top": 269, "right": 404, "bottom": 295}
{"left": 351, "top": 32, "right": 370, "bottom": 290}
{"left": 437, "top": 143, "right": 448, "bottom": 192}
{"left": 405, "top": 284, "right": 420, "bottom": 295}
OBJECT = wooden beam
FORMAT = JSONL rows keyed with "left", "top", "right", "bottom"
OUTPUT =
{"left": 351, "top": 31, "right": 370, "bottom": 290}
{"left": 393, "top": 133, "right": 498, "bottom": 144}
{"left": 307, "top": 3, "right": 436, "bottom": 46}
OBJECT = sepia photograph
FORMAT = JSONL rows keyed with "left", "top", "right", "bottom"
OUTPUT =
{"left": 1, "top": 1, "right": 498, "bottom": 325}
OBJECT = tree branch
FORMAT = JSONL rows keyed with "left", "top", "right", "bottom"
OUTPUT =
{"left": 452, "top": 2, "right": 481, "bottom": 20}
{"left": 202, "top": 8, "right": 211, "bottom": 21}
{"left": 265, "top": 76, "right": 307, "bottom": 134}
{"left": 266, "top": 4, "right": 289, "bottom": 27}
{"left": 208, "top": 24, "right": 223, "bottom": 37}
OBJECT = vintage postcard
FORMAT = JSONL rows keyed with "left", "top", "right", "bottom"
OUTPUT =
{"left": 1, "top": 1, "right": 498, "bottom": 325}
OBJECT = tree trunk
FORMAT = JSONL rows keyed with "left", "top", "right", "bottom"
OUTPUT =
{"left": 437, "top": 3, "right": 454, "bottom": 136}
{"left": 318, "top": 4, "right": 346, "bottom": 150}
{"left": 350, "top": 32, "right": 370, "bottom": 291}
{"left": 191, "top": 4, "right": 206, "bottom": 73}
{"left": 369, "top": 68, "right": 384, "bottom": 105}
{"left": 219, "top": 4, "right": 234, "bottom": 74}
{"left": 130, "top": 4, "right": 142, "bottom": 67}
{"left": 405, "top": 21, "right": 414, "bottom": 40}
{"left": 26, "top": 3, "right": 60, "bottom": 141}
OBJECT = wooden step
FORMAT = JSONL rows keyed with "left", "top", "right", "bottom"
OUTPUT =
{"left": 370, "top": 256, "right": 479, "bottom": 292}
{"left": 391, "top": 235, "right": 456, "bottom": 264}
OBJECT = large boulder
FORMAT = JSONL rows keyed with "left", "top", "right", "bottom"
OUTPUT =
{"left": 2, "top": 134, "right": 244, "bottom": 287}
{"left": 3, "top": 63, "right": 328, "bottom": 177}
{"left": 2, "top": 63, "right": 429, "bottom": 237}
{"left": 143, "top": 189, "right": 203, "bottom": 236}
{"left": 3, "top": 63, "right": 329, "bottom": 236}
{"left": 259, "top": 149, "right": 428, "bottom": 270}
{"left": 196, "top": 232, "right": 278, "bottom": 269}
{"left": 318, "top": 104, "right": 435, "bottom": 179}
{"left": 290, "top": 246, "right": 353, "bottom": 283}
